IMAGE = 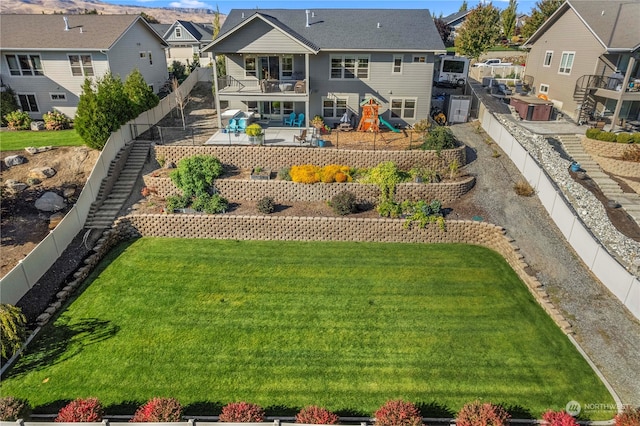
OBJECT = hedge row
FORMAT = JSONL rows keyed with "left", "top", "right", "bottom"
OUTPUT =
{"left": 585, "top": 128, "right": 640, "bottom": 143}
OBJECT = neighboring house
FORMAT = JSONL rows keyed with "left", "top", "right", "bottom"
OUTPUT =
{"left": 151, "top": 20, "right": 214, "bottom": 68}
{"left": 0, "top": 14, "right": 169, "bottom": 119}
{"left": 522, "top": 0, "right": 640, "bottom": 128}
{"left": 442, "top": 9, "right": 473, "bottom": 43}
{"left": 204, "top": 9, "right": 445, "bottom": 129}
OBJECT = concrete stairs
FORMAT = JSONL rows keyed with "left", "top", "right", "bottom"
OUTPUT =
{"left": 556, "top": 134, "right": 640, "bottom": 225}
{"left": 84, "top": 140, "right": 150, "bottom": 229}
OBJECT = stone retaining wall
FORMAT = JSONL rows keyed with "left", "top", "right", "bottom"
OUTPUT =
{"left": 153, "top": 145, "right": 466, "bottom": 170}
{"left": 582, "top": 137, "right": 632, "bottom": 158}
{"left": 142, "top": 175, "right": 476, "bottom": 204}
{"left": 114, "top": 215, "right": 571, "bottom": 334}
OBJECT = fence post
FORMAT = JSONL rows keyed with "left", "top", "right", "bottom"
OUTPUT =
{"left": 192, "top": 128, "right": 195, "bottom": 145}
{"left": 159, "top": 127, "right": 163, "bottom": 145}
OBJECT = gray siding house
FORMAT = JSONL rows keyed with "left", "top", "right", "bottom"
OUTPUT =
{"left": 152, "top": 21, "right": 214, "bottom": 67}
{"left": 0, "top": 14, "right": 169, "bottom": 119}
{"left": 204, "top": 9, "right": 445, "bottom": 129}
{"left": 523, "top": 0, "right": 640, "bottom": 128}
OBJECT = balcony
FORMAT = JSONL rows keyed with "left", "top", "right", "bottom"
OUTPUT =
{"left": 576, "top": 74, "right": 640, "bottom": 101}
{"left": 217, "top": 76, "right": 308, "bottom": 99}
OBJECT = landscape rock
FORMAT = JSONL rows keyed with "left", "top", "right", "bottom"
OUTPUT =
{"left": 26, "top": 177, "right": 41, "bottom": 185}
{"left": 25, "top": 146, "right": 53, "bottom": 155}
{"left": 4, "top": 179, "right": 28, "bottom": 192}
{"left": 30, "top": 121, "right": 45, "bottom": 131}
{"left": 29, "top": 167, "right": 56, "bottom": 179}
{"left": 63, "top": 186, "right": 76, "bottom": 198}
{"left": 4, "top": 155, "right": 27, "bottom": 167}
{"left": 35, "top": 191, "right": 65, "bottom": 212}
{"left": 49, "top": 212, "right": 65, "bottom": 229}
{"left": 164, "top": 161, "right": 176, "bottom": 169}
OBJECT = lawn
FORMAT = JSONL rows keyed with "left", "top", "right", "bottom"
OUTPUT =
{"left": 0, "top": 239, "right": 615, "bottom": 420}
{"left": 0, "top": 129, "right": 83, "bottom": 151}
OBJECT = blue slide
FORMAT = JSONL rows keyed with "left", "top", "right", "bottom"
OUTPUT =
{"left": 379, "top": 117, "right": 400, "bottom": 132}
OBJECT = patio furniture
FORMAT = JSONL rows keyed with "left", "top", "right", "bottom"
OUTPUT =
{"left": 294, "top": 129, "right": 308, "bottom": 145}
{"left": 238, "top": 118, "right": 248, "bottom": 132}
{"left": 284, "top": 112, "right": 296, "bottom": 126}
{"left": 294, "top": 80, "right": 305, "bottom": 93}
{"left": 227, "top": 118, "right": 239, "bottom": 132}
{"left": 293, "top": 113, "right": 305, "bottom": 127}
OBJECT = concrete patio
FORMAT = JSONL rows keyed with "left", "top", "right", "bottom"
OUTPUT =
{"left": 205, "top": 126, "right": 320, "bottom": 147}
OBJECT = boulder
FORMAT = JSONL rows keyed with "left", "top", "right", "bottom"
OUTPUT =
{"left": 29, "top": 167, "right": 56, "bottom": 179}
{"left": 49, "top": 212, "right": 65, "bottom": 229}
{"left": 30, "top": 121, "right": 45, "bottom": 131}
{"left": 25, "top": 146, "right": 53, "bottom": 155}
{"left": 63, "top": 186, "right": 76, "bottom": 198}
{"left": 4, "top": 179, "right": 28, "bottom": 192}
{"left": 164, "top": 161, "right": 176, "bottom": 169}
{"left": 4, "top": 155, "right": 27, "bottom": 167}
{"left": 35, "top": 191, "right": 65, "bottom": 212}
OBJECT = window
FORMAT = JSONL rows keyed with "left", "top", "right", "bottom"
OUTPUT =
{"left": 148, "top": 51, "right": 153, "bottom": 65}
{"left": 17, "top": 94, "right": 38, "bottom": 112}
{"left": 245, "top": 57, "right": 256, "bottom": 77}
{"left": 5, "top": 54, "right": 43, "bottom": 76}
{"left": 330, "top": 55, "right": 369, "bottom": 79}
{"left": 543, "top": 51, "right": 553, "bottom": 67}
{"left": 69, "top": 55, "right": 94, "bottom": 76}
{"left": 50, "top": 93, "right": 67, "bottom": 101}
{"left": 393, "top": 55, "right": 403, "bottom": 73}
{"left": 281, "top": 55, "right": 293, "bottom": 78}
{"left": 175, "top": 27, "right": 182, "bottom": 38}
{"left": 559, "top": 52, "right": 575, "bottom": 74}
{"left": 413, "top": 55, "right": 426, "bottom": 63}
{"left": 539, "top": 84, "right": 549, "bottom": 94}
{"left": 322, "top": 97, "right": 347, "bottom": 118}
{"left": 390, "top": 98, "right": 416, "bottom": 119}
{"left": 139, "top": 51, "right": 147, "bottom": 59}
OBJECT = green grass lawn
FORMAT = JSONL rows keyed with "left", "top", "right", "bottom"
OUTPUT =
{"left": 0, "top": 129, "right": 84, "bottom": 151}
{"left": 0, "top": 239, "right": 615, "bottom": 420}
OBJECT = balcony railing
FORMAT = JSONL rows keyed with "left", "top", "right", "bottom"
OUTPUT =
{"left": 218, "top": 76, "right": 307, "bottom": 95}
{"left": 576, "top": 74, "right": 640, "bottom": 93}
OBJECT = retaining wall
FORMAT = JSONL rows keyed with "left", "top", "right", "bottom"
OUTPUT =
{"left": 582, "top": 137, "right": 635, "bottom": 158}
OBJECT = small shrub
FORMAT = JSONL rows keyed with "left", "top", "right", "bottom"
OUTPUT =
{"left": 596, "top": 131, "right": 617, "bottom": 142}
{"left": 141, "top": 186, "right": 151, "bottom": 197}
{"left": 290, "top": 164, "right": 321, "bottom": 184}
{"left": 542, "top": 410, "right": 579, "bottom": 426}
{"left": 166, "top": 194, "right": 190, "bottom": 212}
{"left": 377, "top": 200, "right": 402, "bottom": 218}
{"left": 320, "top": 164, "right": 352, "bottom": 183}
{"left": 296, "top": 406, "right": 340, "bottom": 425}
{"left": 421, "top": 126, "right": 457, "bottom": 152}
{"left": 585, "top": 128, "right": 601, "bottom": 139}
{"left": 277, "top": 167, "right": 291, "bottom": 180}
{"left": 412, "top": 119, "right": 431, "bottom": 134}
{"left": 633, "top": 133, "right": 640, "bottom": 144}
{"left": 514, "top": 179, "right": 535, "bottom": 196}
{"left": 622, "top": 144, "right": 640, "bottom": 162}
{"left": 245, "top": 123, "right": 263, "bottom": 137}
{"left": 330, "top": 190, "right": 358, "bottom": 215}
{"left": 374, "top": 399, "right": 422, "bottom": 426}
{"left": 0, "top": 86, "right": 20, "bottom": 127}
{"left": 131, "top": 397, "right": 182, "bottom": 422}
{"left": 191, "top": 193, "right": 228, "bottom": 214}
{"left": 170, "top": 155, "right": 223, "bottom": 198}
{"left": 4, "top": 110, "right": 32, "bottom": 130}
{"left": 219, "top": 402, "right": 265, "bottom": 422}
{"left": 43, "top": 110, "right": 71, "bottom": 130}
{"left": 401, "top": 200, "right": 445, "bottom": 230}
{"left": 616, "top": 132, "right": 633, "bottom": 144}
{"left": 0, "top": 396, "right": 30, "bottom": 421}
{"left": 615, "top": 406, "right": 640, "bottom": 426}
{"left": 456, "top": 400, "right": 510, "bottom": 426}
{"left": 0, "top": 304, "right": 27, "bottom": 359}
{"left": 55, "top": 398, "right": 103, "bottom": 422}
{"left": 257, "top": 196, "right": 276, "bottom": 214}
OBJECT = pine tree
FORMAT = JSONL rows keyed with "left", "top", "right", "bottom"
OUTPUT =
{"left": 521, "top": 0, "right": 562, "bottom": 40}
{"left": 0, "top": 304, "right": 27, "bottom": 360}
{"left": 124, "top": 68, "right": 159, "bottom": 117}
{"left": 501, "top": 0, "right": 518, "bottom": 40}
{"left": 459, "top": 1, "right": 468, "bottom": 12}
{"left": 455, "top": 3, "right": 501, "bottom": 60}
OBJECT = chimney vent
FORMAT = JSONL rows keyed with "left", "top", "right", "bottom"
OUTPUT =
{"left": 377, "top": 22, "right": 381, "bottom": 28}
{"left": 63, "top": 16, "right": 70, "bottom": 31}
{"left": 305, "top": 9, "right": 310, "bottom": 27}
{"left": 241, "top": 12, "right": 245, "bottom": 18}
{"left": 312, "top": 11, "right": 315, "bottom": 17}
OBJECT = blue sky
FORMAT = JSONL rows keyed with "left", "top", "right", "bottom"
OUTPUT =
{"left": 99, "top": 0, "right": 538, "bottom": 19}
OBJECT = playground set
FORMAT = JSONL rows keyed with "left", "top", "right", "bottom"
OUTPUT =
{"left": 357, "top": 98, "right": 401, "bottom": 133}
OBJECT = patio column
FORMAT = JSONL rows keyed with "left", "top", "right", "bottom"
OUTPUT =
{"left": 305, "top": 53, "right": 310, "bottom": 128}
{"left": 213, "top": 53, "right": 222, "bottom": 129}
{"left": 610, "top": 56, "right": 635, "bottom": 132}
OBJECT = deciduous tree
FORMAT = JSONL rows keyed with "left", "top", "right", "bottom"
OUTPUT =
{"left": 501, "top": 0, "right": 518, "bottom": 40}
{"left": 434, "top": 16, "right": 451, "bottom": 45}
{"left": 455, "top": 3, "right": 501, "bottom": 60}
{"left": 521, "top": 0, "right": 562, "bottom": 40}
{"left": 459, "top": 1, "right": 468, "bottom": 12}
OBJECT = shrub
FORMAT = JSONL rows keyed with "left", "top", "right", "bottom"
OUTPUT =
{"left": 277, "top": 167, "right": 291, "bottom": 181}
{"left": 596, "top": 131, "right": 617, "bottom": 142}
{"left": 4, "top": 110, "right": 31, "bottom": 130}
{"left": 0, "top": 86, "right": 20, "bottom": 127}
{"left": 364, "top": 161, "right": 403, "bottom": 205}
{"left": 191, "top": 193, "right": 228, "bottom": 214}
{"left": 0, "top": 303, "right": 27, "bottom": 359}
{"left": 55, "top": 398, "right": 103, "bottom": 422}
{"left": 542, "top": 410, "right": 579, "bottom": 426}
{"left": 290, "top": 164, "right": 321, "bottom": 184}
{"left": 43, "top": 110, "right": 71, "bottom": 130}
{"left": 245, "top": 123, "right": 263, "bottom": 136}
{"left": 219, "top": 402, "right": 265, "bottom": 422}
{"left": 585, "top": 128, "right": 601, "bottom": 139}
{"left": 257, "top": 196, "right": 276, "bottom": 214}
{"left": 616, "top": 132, "right": 633, "bottom": 144}
{"left": 377, "top": 200, "right": 402, "bottom": 218}
{"left": 374, "top": 399, "right": 422, "bottom": 426}
{"left": 421, "top": 126, "right": 457, "bottom": 152}
{"left": 169, "top": 60, "right": 187, "bottom": 82}
{"left": 634, "top": 133, "right": 640, "bottom": 144}
{"left": 131, "top": 397, "right": 182, "bottom": 422}
{"left": 296, "top": 406, "right": 339, "bottom": 424}
{"left": 330, "top": 190, "right": 358, "bottom": 215}
{"left": 320, "top": 164, "right": 352, "bottom": 183}
{"left": 170, "top": 155, "right": 223, "bottom": 198}
{"left": 622, "top": 144, "right": 640, "bottom": 162}
{"left": 615, "top": 406, "right": 640, "bottom": 426}
{"left": 124, "top": 68, "right": 159, "bottom": 118}
{"left": 401, "top": 200, "right": 445, "bottom": 230}
{"left": 165, "top": 194, "right": 190, "bottom": 212}
{"left": 514, "top": 179, "right": 535, "bottom": 196}
{"left": 456, "top": 401, "right": 510, "bottom": 426}
{"left": 0, "top": 396, "right": 30, "bottom": 421}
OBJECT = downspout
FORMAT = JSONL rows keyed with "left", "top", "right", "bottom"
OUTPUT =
{"left": 305, "top": 53, "right": 310, "bottom": 128}
{"left": 213, "top": 54, "right": 222, "bottom": 129}
{"left": 610, "top": 56, "right": 634, "bottom": 132}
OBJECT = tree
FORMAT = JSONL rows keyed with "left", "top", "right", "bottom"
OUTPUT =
{"left": 0, "top": 304, "right": 27, "bottom": 360}
{"left": 139, "top": 12, "right": 159, "bottom": 24}
{"left": 0, "top": 86, "right": 20, "bottom": 127}
{"left": 434, "top": 16, "right": 452, "bottom": 45}
{"left": 173, "top": 77, "right": 186, "bottom": 130}
{"left": 169, "top": 60, "right": 187, "bottom": 82}
{"left": 521, "top": 0, "right": 562, "bottom": 40}
{"left": 213, "top": 4, "right": 222, "bottom": 38}
{"left": 501, "top": 0, "right": 517, "bottom": 40}
{"left": 189, "top": 53, "right": 200, "bottom": 72}
{"left": 124, "top": 68, "right": 159, "bottom": 117}
{"left": 213, "top": 5, "right": 226, "bottom": 77}
{"left": 454, "top": 3, "right": 500, "bottom": 60}
{"left": 459, "top": 1, "right": 468, "bottom": 12}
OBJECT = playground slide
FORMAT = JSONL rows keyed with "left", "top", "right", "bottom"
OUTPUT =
{"left": 379, "top": 117, "right": 400, "bottom": 132}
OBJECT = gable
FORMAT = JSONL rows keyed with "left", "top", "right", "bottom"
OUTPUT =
{"left": 166, "top": 22, "right": 198, "bottom": 43}
{"left": 211, "top": 18, "right": 314, "bottom": 54}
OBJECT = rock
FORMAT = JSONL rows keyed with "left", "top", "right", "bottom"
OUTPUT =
{"left": 164, "top": 161, "right": 176, "bottom": 169}
{"left": 49, "top": 212, "right": 65, "bottom": 229}
{"left": 30, "top": 121, "right": 45, "bottom": 131}
{"left": 35, "top": 191, "right": 65, "bottom": 212}
{"left": 63, "top": 186, "right": 76, "bottom": 198}
{"left": 4, "top": 179, "right": 28, "bottom": 192}
{"left": 29, "top": 167, "right": 56, "bottom": 179}
{"left": 25, "top": 146, "right": 53, "bottom": 155}
{"left": 26, "top": 177, "right": 41, "bottom": 185}
{"left": 4, "top": 155, "right": 27, "bottom": 167}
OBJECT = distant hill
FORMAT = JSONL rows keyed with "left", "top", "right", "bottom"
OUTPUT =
{"left": 0, "top": 0, "right": 225, "bottom": 24}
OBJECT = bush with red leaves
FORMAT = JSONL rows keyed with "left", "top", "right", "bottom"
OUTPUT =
{"left": 615, "top": 406, "right": 640, "bottom": 426}
{"left": 219, "top": 402, "right": 265, "bottom": 422}
{"left": 374, "top": 400, "right": 423, "bottom": 426}
{"left": 542, "top": 410, "right": 579, "bottom": 426}
{"left": 55, "top": 398, "right": 103, "bottom": 422}
{"left": 295, "top": 406, "right": 340, "bottom": 424}
{"left": 130, "top": 397, "right": 182, "bottom": 422}
{"left": 456, "top": 400, "right": 510, "bottom": 426}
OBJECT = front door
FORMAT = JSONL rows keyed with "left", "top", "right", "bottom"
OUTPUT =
{"left": 259, "top": 56, "right": 279, "bottom": 80}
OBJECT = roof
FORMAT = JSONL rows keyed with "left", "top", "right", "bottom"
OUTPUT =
{"left": 442, "top": 9, "right": 472, "bottom": 25}
{"left": 0, "top": 14, "right": 167, "bottom": 51}
{"left": 524, "top": 0, "right": 640, "bottom": 51}
{"left": 212, "top": 9, "right": 445, "bottom": 52}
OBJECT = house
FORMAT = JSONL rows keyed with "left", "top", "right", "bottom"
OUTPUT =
{"left": 0, "top": 14, "right": 169, "bottom": 119}
{"left": 204, "top": 9, "right": 446, "bottom": 129}
{"left": 151, "top": 21, "right": 214, "bottom": 68}
{"left": 522, "top": 0, "right": 640, "bottom": 128}
{"left": 442, "top": 9, "right": 473, "bottom": 43}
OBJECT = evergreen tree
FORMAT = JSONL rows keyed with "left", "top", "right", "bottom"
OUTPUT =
{"left": 521, "top": 0, "right": 562, "bottom": 40}
{"left": 459, "top": 1, "right": 468, "bottom": 12}
{"left": 501, "top": 0, "right": 518, "bottom": 40}
{"left": 213, "top": 4, "right": 221, "bottom": 38}
{"left": 455, "top": 3, "right": 500, "bottom": 60}
{"left": 124, "top": 68, "right": 159, "bottom": 117}
{"left": 0, "top": 304, "right": 27, "bottom": 360}
{"left": 74, "top": 78, "right": 105, "bottom": 149}
{"left": 0, "top": 86, "right": 20, "bottom": 127}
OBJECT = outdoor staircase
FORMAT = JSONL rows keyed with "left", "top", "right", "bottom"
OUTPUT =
{"left": 556, "top": 134, "right": 640, "bottom": 225}
{"left": 84, "top": 140, "right": 151, "bottom": 229}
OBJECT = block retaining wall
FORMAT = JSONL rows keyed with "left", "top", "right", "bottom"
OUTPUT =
{"left": 142, "top": 175, "right": 476, "bottom": 204}
{"left": 153, "top": 145, "right": 467, "bottom": 170}
{"left": 113, "top": 215, "right": 571, "bottom": 334}
{"left": 582, "top": 137, "right": 633, "bottom": 158}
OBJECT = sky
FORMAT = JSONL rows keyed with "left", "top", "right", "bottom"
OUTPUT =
{"left": 97, "top": 0, "right": 539, "bottom": 19}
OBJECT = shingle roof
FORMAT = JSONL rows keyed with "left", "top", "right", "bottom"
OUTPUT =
{"left": 215, "top": 9, "right": 445, "bottom": 52}
{"left": 0, "top": 14, "right": 166, "bottom": 50}
{"left": 151, "top": 23, "right": 171, "bottom": 38}
{"left": 442, "top": 9, "right": 472, "bottom": 25}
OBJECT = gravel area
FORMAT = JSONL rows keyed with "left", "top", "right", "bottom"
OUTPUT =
{"left": 451, "top": 121, "right": 640, "bottom": 407}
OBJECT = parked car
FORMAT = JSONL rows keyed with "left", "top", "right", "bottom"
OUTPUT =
{"left": 473, "top": 58, "right": 512, "bottom": 67}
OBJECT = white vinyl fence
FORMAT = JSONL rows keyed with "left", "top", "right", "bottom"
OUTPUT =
{"left": 478, "top": 105, "right": 640, "bottom": 321}
{"left": 0, "top": 68, "right": 211, "bottom": 305}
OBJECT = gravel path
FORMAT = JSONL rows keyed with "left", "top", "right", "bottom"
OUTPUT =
{"left": 451, "top": 122, "right": 640, "bottom": 407}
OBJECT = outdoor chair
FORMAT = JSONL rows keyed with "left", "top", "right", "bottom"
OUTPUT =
{"left": 294, "top": 129, "right": 308, "bottom": 145}
{"left": 227, "top": 118, "right": 239, "bottom": 132}
{"left": 284, "top": 112, "right": 296, "bottom": 126}
{"left": 293, "top": 113, "right": 305, "bottom": 127}
{"left": 238, "top": 118, "right": 248, "bottom": 132}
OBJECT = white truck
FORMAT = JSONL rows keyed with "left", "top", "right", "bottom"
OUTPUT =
{"left": 472, "top": 58, "right": 512, "bottom": 67}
